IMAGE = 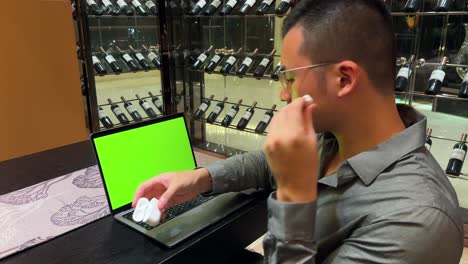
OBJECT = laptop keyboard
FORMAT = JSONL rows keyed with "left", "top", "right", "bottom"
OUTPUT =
{"left": 122, "top": 195, "right": 214, "bottom": 230}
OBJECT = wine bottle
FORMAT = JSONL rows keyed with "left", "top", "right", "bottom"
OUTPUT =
{"left": 194, "top": 95, "right": 215, "bottom": 119}
{"left": 221, "top": 99, "right": 243, "bottom": 127}
{"left": 92, "top": 55, "right": 107, "bottom": 75}
{"left": 255, "top": 104, "right": 276, "bottom": 133}
{"left": 121, "top": 96, "right": 143, "bottom": 121}
{"left": 102, "top": 0, "right": 120, "bottom": 15}
{"left": 181, "top": 1, "right": 192, "bottom": 11}
{"left": 116, "top": 46, "right": 140, "bottom": 71}
{"left": 275, "top": 0, "right": 291, "bottom": 16}
{"left": 192, "top": 46, "right": 214, "bottom": 70}
{"left": 459, "top": 70, "right": 468, "bottom": 98}
{"left": 86, "top": 0, "right": 104, "bottom": 15}
{"left": 425, "top": 56, "right": 448, "bottom": 95}
{"left": 403, "top": 0, "right": 421, "bottom": 12}
{"left": 172, "top": 44, "right": 185, "bottom": 64}
{"left": 131, "top": 0, "right": 148, "bottom": 15}
{"left": 271, "top": 62, "right": 281, "bottom": 81}
{"left": 435, "top": 0, "right": 453, "bottom": 12}
{"left": 220, "top": 48, "right": 243, "bottom": 75}
{"left": 108, "top": 98, "right": 130, "bottom": 124}
{"left": 98, "top": 106, "right": 114, "bottom": 128}
{"left": 148, "top": 92, "right": 164, "bottom": 113}
{"left": 205, "top": 49, "right": 225, "bottom": 73}
{"left": 425, "top": 128, "right": 433, "bottom": 151}
{"left": 143, "top": 45, "right": 161, "bottom": 69}
{"left": 116, "top": 0, "right": 134, "bottom": 15}
{"left": 204, "top": 0, "right": 222, "bottom": 15}
{"left": 237, "top": 101, "right": 257, "bottom": 130}
{"left": 129, "top": 45, "right": 151, "bottom": 71}
{"left": 175, "top": 91, "right": 183, "bottom": 105}
{"left": 187, "top": 48, "right": 203, "bottom": 64}
{"left": 136, "top": 94, "right": 158, "bottom": 118}
{"left": 236, "top": 48, "right": 259, "bottom": 77}
{"left": 254, "top": 49, "right": 276, "bottom": 79}
{"left": 446, "top": 133, "right": 467, "bottom": 176}
{"left": 145, "top": 0, "right": 158, "bottom": 15}
{"left": 189, "top": 0, "right": 207, "bottom": 15}
{"left": 256, "top": 0, "right": 274, "bottom": 15}
{"left": 72, "top": 1, "right": 76, "bottom": 18}
{"left": 240, "top": 0, "right": 257, "bottom": 15}
{"left": 220, "top": 0, "right": 238, "bottom": 15}
{"left": 207, "top": 97, "right": 228, "bottom": 123}
{"left": 100, "top": 47, "right": 123, "bottom": 74}
{"left": 168, "top": 0, "right": 179, "bottom": 10}
{"left": 395, "top": 55, "right": 414, "bottom": 92}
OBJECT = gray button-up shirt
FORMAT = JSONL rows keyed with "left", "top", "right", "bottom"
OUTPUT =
{"left": 203, "top": 105, "right": 463, "bottom": 263}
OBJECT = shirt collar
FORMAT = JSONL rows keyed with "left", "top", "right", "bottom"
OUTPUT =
{"left": 319, "top": 104, "right": 427, "bottom": 187}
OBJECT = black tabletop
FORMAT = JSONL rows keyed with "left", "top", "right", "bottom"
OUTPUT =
{"left": 0, "top": 141, "right": 267, "bottom": 264}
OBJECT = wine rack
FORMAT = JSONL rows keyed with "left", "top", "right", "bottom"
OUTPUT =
{"left": 74, "top": 1, "right": 468, "bottom": 209}
{"left": 75, "top": 0, "right": 177, "bottom": 133}
{"left": 97, "top": 93, "right": 166, "bottom": 128}
{"left": 187, "top": 67, "right": 278, "bottom": 80}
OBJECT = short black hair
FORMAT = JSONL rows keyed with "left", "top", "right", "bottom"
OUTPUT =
{"left": 282, "top": 0, "right": 396, "bottom": 94}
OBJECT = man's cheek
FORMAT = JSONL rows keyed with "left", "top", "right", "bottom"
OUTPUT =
{"left": 291, "top": 88, "right": 299, "bottom": 100}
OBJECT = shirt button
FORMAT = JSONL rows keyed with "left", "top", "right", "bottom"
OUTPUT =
{"left": 268, "top": 209, "right": 272, "bottom": 218}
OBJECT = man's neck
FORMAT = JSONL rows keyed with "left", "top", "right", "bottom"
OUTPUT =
{"left": 332, "top": 102, "right": 406, "bottom": 167}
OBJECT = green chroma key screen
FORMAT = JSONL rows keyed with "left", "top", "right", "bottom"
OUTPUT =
{"left": 93, "top": 117, "right": 196, "bottom": 210}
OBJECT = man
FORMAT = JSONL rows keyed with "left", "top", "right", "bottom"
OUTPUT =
{"left": 133, "top": 0, "right": 464, "bottom": 263}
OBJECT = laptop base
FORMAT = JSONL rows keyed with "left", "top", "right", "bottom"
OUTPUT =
{"left": 115, "top": 191, "right": 255, "bottom": 248}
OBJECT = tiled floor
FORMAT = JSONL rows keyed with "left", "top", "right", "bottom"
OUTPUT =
{"left": 461, "top": 247, "right": 468, "bottom": 264}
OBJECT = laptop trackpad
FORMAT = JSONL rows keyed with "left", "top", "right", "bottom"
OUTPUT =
{"left": 156, "top": 192, "right": 254, "bottom": 247}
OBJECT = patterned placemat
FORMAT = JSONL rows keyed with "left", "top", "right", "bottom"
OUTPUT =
{"left": 0, "top": 165, "right": 108, "bottom": 259}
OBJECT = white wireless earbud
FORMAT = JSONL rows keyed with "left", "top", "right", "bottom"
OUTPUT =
{"left": 303, "top": 94, "right": 314, "bottom": 105}
{"left": 133, "top": 197, "right": 149, "bottom": 222}
{"left": 143, "top": 198, "right": 161, "bottom": 226}
{"left": 132, "top": 197, "right": 161, "bottom": 227}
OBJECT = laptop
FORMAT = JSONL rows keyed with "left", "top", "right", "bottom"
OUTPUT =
{"left": 91, "top": 113, "right": 255, "bottom": 248}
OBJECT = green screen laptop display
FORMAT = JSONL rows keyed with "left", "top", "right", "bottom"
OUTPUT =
{"left": 93, "top": 117, "right": 196, "bottom": 210}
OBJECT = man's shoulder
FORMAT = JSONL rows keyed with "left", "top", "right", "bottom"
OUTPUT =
{"left": 364, "top": 147, "right": 462, "bottom": 225}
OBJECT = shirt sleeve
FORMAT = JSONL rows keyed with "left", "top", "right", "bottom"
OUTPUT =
{"left": 201, "top": 150, "right": 275, "bottom": 194}
{"left": 263, "top": 192, "right": 318, "bottom": 264}
{"left": 322, "top": 206, "right": 463, "bottom": 264}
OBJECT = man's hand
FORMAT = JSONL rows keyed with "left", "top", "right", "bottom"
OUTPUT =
{"left": 263, "top": 96, "right": 319, "bottom": 202}
{"left": 132, "top": 168, "right": 212, "bottom": 210}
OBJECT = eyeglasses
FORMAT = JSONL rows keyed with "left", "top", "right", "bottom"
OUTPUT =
{"left": 279, "top": 62, "right": 339, "bottom": 89}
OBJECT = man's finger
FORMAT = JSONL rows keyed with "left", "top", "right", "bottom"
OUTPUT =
{"left": 303, "top": 101, "right": 317, "bottom": 135}
{"left": 287, "top": 96, "right": 310, "bottom": 132}
{"left": 132, "top": 176, "right": 162, "bottom": 207}
{"left": 158, "top": 185, "right": 176, "bottom": 210}
{"left": 132, "top": 185, "right": 147, "bottom": 207}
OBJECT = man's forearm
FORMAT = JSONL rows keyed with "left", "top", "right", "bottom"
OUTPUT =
{"left": 202, "top": 150, "right": 274, "bottom": 194}
{"left": 195, "top": 168, "right": 213, "bottom": 193}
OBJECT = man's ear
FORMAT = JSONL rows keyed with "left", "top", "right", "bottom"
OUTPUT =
{"left": 336, "top": 61, "right": 360, "bottom": 98}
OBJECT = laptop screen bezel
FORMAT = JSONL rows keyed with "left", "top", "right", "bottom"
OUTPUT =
{"left": 90, "top": 113, "right": 197, "bottom": 215}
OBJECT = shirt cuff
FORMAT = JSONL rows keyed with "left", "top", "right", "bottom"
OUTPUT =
{"left": 267, "top": 192, "right": 316, "bottom": 241}
{"left": 199, "top": 162, "right": 229, "bottom": 195}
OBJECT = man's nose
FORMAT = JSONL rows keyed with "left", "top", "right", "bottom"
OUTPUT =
{"left": 280, "top": 87, "right": 291, "bottom": 103}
